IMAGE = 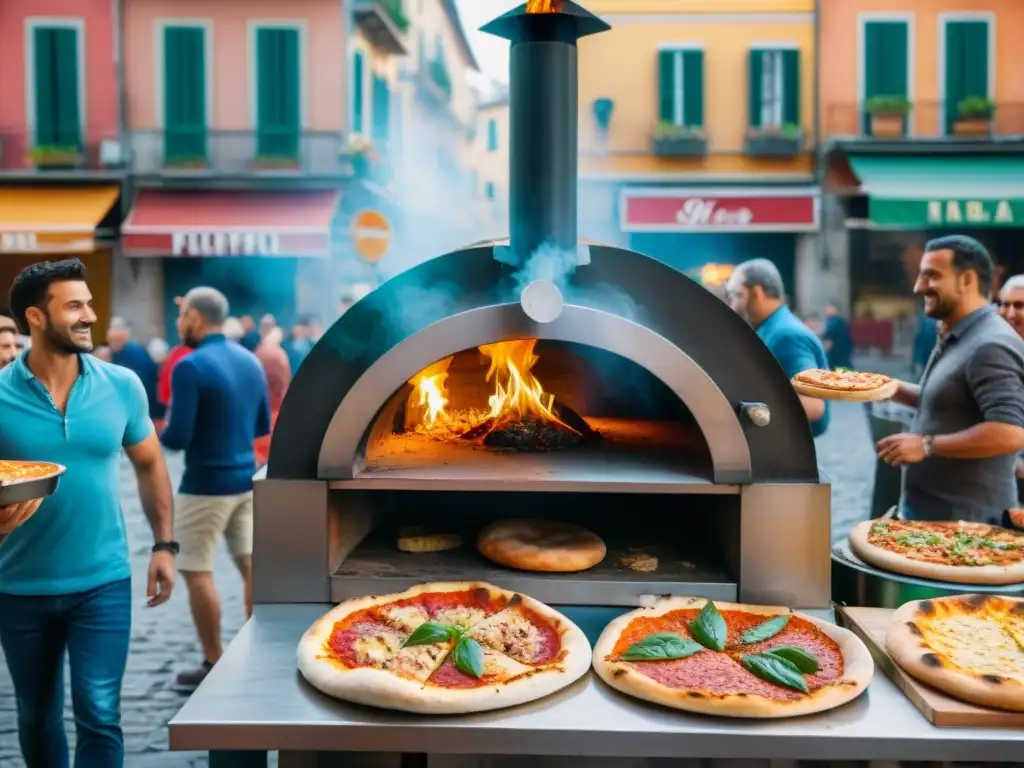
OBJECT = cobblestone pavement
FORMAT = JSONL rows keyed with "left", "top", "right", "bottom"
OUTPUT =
{"left": 0, "top": 384, "right": 894, "bottom": 767}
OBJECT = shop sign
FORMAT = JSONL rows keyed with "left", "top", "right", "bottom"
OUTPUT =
{"left": 0, "top": 231, "right": 95, "bottom": 254}
{"left": 171, "top": 231, "right": 281, "bottom": 257}
{"left": 869, "top": 198, "right": 1020, "bottom": 228}
{"left": 351, "top": 210, "right": 392, "bottom": 263}
{"left": 0, "top": 232, "right": 38, "bottom": 252}
{"left": 620, "top": 190, "right": 819, "bottom": 232}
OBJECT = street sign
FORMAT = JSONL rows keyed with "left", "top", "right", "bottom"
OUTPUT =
{"left": 352, "top": 210, "right": 392, "bottom": 263}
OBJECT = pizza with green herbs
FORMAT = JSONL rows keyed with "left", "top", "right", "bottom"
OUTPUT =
{"left": 849, "top": 519, "right": 1024, "bottom": 585}
{"left": 593, "top": 597, "right": 873, "bottom": 718}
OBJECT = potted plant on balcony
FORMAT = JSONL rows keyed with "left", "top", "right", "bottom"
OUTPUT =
{"left": 28, "top": 145, "right": 83, "bottom": 169}
{"left": 164, "top": 154, "right": 208, "bottom": 170}
{"left": 652, "top": 122, "right": 707, "bottom": 157}
{"left": 340, "top": 137, "right": 376, "bottom": 178}
{"left": 593, "top": 98, "right": 614, "bottom": 137}
{"left": 864, "top": 95, "right": 910, "bottom": 138}
{"left": 954, "top": 96, "right": 995, "bottom": 137}
{"left": 744, "top": 123, "right": 802, "bottom": 157}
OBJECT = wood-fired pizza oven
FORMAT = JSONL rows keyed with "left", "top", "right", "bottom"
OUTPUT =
{"left": 251, "top": 0, "right": 832, "bottom": 614}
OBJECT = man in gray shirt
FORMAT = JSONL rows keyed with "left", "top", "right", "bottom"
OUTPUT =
{"left": 877, "top": 235, "right": 1024, "bottom": 525}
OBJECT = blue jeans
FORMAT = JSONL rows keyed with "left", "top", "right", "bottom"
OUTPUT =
{"left": 0, "top": 578, "right": 131, "bottom": 768}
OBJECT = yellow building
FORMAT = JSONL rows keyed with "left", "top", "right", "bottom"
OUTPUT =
{"left": 577, "top": 0, "right": 822, "bottom": 310}
{"left": 470, "top": 94, "right": 510, "bottom": 235}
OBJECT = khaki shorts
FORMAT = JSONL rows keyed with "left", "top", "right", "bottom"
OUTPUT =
{"left": 175, "top": 492, "right": 254, "bottom": 572}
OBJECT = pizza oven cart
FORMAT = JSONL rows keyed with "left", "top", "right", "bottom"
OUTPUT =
{"left": 168, "top": 3, "right": 1024, "bottom": 766}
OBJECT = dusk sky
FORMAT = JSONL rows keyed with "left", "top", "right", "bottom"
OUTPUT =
{"left": 456, "top": 0, "right": 518, "bottom": 83}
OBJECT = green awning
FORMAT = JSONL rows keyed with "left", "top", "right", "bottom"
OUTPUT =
{"left": 849, "top": 155, "right": 1024, "bottom": 229}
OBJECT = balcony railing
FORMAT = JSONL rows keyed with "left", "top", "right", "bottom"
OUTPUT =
{"left": 824, "top": 100, "right": 1024, "bottom": 141}
{"left": 352, "top": 0, "right": 408, "bottom": 55}
{"left": 0, "top": 131, "right": 127, "bottom": 172}
{"left": 128, "top": 130, "right": 354, "bottom": 177}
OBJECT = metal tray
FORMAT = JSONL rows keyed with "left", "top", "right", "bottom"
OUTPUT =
{"left": 831, "top": 539, "right": 1024, "bottom": 608}
{"left": 0, "top": 463, "right": 66, "bottom": 506}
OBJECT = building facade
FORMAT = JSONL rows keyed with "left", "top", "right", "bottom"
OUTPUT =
{"left": 0, "top": 0, "right": 123, "bottom": 341}
{"left": 819, "top": 0, "right": 1024, "bottom": 354}
{"left": 471, "top": 93, "right": 510, "bottom": 236}
{"left": 577, "top": 0, "right": 820, "bottom": 307}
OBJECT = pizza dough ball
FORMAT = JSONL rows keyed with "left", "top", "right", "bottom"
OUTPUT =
{"left": 477, "top": 518, "right": 606, "bottom": 572}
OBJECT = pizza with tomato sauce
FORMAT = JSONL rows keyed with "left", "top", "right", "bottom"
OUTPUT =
{"left": 887, "top": 595, "right": 1024, "bottom": 711}
{"left": 849, "top": 519, "right": 1024, "bottom": 585}
{"left": 296, "top": 581, "right": 591, "bottom": 713}
{"left": 0, "top": 460, "right": 64, "bottom": 486}
{"left": 791, "top": 369, "right": 898, "bottom": 402}
{"left": 593, "top": 597, "right": 873, "bottom": 718}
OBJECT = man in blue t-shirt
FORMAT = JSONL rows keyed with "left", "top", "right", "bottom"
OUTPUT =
{"left": 726, "top": 259, "right": 830, "bottom": 437}
{"left": 0, "top": 258, "right": 176, "bottom": 767}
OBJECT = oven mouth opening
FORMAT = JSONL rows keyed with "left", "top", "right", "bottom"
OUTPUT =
{"left": 358, "top": 339, "right": 712, "bottom": 484}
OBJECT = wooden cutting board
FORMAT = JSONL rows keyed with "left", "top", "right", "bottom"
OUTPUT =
{"left": 839, "top": 606, "right": 1024, "bottom": 727}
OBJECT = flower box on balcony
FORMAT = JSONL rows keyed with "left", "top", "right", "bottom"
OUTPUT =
{"left": 744, "top": 125, "right": 802, "bottom": 157}
{"left": 252, "top": 154, "right": 301, "bottom": 171}
{"left": 164, "top": 155, "right": 208, "bottom": 170}
{"left": 652, "top": 123, "right": 707, "bottom": 157}
{"left": 953, "top": 96, "right": 995, "bottom": 137}
{"left": 864, "top": 95, "right": 911, "bottom": 138}
{"left": 28, "top": 145, "right": 83, "bottom": 169}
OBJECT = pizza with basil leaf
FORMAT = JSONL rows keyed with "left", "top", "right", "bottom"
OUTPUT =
{"left": 297, "top": 581, "right": 591, "bottom": 713}
{"left": 593, "top": 597, "right": 873, "bottom": 718}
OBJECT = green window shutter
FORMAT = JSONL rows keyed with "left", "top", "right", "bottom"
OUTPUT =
{"left": 487, "top": 118, "right": 497, "bottom": 151}
{"left": 681, "top": 50, "right": 704, "bottom": 128}
{"left": 33, "top": 27, "right": 80, "bottom": 149}
{"left": 256, "top": 28, "right": 300, "bottom": 157}
{"left": 961, "top": 21, "right": 988, "bottom": 98}
{"left": 945, "top": 20, "right": 988, "bottom": 134}
{"left": 657, "top": 50, "right": 675, "bottom": 122}
{"left": 352, "top": 51, "right": 365, "bottom": 134}
{"left": 748, "top": 49, "right": 764, "bottom": 129}
{"left": 781, "top": 48, "right": 800, "bottom": 126}
{"left": 371, "top": 75, "right": 390, "bottom": 142}
{"left": 163, "top": 26, "right": 207, "bottom": 162}
{"left": 863, "top": 21, "right": 908, "bottom": 134}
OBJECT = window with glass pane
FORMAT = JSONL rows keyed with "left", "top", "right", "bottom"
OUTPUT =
{"left": 759, "top": 50, "right": 784, "bottom": 127}
{"left": 657, "top": 48, "right": 704, "bottom": 127}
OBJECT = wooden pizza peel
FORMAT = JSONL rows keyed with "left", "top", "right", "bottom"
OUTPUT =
{"left": 838, "top": 606, "right": 1024, "bottom": 727}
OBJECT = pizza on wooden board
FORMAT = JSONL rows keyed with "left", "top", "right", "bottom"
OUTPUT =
{"left": 0, "top": 461, "right": 64, "bottom": 486}
{"left": 296, "top": 581, "right": 591, "bottom": 714}
{"left": 477, "top": 518, "right": 607, "bottom": 572}
{"left": 849, "top": 519, "right": 1024, "bottom": 585}
{"left": 887, "top": 595, "right": 1024, "bottom": 712}
{"left": 791, "top": 369, "right": 898, "bottom": 402}
{"left": 593, "top": 597, "right": 873, "bottom": 718}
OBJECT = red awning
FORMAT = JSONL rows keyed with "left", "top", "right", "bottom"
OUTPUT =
{"left": 122, "top": 190, "right": 340, "bottom": 258}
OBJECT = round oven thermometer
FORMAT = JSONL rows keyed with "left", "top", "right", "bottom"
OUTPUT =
{"left": 520, "top": 279, "right": 564, "bottom": 324}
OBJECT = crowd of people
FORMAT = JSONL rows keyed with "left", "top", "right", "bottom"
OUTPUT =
{"left": 1, "top": 237, "right": 1024, "bottom": 766}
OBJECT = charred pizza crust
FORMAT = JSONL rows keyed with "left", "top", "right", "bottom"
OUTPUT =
{"left": 849, "top": 519, "right": 1024, "bottom": 585}
{"left": 593, "top": 597, "right": 873, "bottom": 718}
{"left": 296, "top": 581, "right": 591, "bottom": 714}
{"left": 791, "top": 369, "right": 898, "bottom": 402}
{"left": 477, "top": 519, "right": 606, "bottom": 572}
{"left": 887, "top": 595, "right": 1024, "bottom": 712}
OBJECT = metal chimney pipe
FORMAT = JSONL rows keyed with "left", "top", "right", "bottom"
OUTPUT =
{"left": 481, "top": 2, "right": 610, "bottom": 268}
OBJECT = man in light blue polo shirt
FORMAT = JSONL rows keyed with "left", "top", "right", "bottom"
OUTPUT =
{"left": 725, "top": 258, "right": 830, "bottom": 437}
{"left": 0, "top": 259, "right": 177, "bottom": 768}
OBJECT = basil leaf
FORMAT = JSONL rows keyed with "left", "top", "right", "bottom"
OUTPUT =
{"left": 620, "top": 633, "right": 704, "bottom": 661}
{"left": 689, "top": 600, "right": 728, "bottom": 651}
{"left": 403, "top": 621, "right": 456, "bottom": 648}
{"left": 741, "top": 653, "right": 809, "bottom": 694}
{"left": 739, "top": 616, "right": 789, "bottom": 645}
{"left": 762, "top": 645, "right": 819, "bottom": 673}
{"left": 453, "top": 636, "right": 485, "bottom": 678}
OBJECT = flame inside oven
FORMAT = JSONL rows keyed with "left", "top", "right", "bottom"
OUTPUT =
{"left": 407, "top": 340, "right": 584, "bottom": 449}
{"left": 526, "top": 0, "right": 563, "bottom": 13}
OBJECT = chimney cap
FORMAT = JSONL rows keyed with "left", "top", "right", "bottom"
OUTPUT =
{"left": 481, "top": 1, "right": 610, "bottom": 43}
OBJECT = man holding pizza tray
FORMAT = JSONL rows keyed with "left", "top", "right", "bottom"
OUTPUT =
{"left": 874, "top": 236, "right": 1024, "bottom": 526}
{"left": 0, "top": 259, "right": 177, "bottom": 768}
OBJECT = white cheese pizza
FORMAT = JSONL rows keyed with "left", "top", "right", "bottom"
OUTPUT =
{"left": 791, "top": 369, "right": 898, "bottom": 402}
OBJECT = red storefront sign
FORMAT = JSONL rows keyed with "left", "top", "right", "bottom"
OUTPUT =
{"left": 620, "top": 189, "right": 819, "bottom": 233}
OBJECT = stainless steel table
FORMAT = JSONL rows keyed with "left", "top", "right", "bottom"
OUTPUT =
{"left": 170, "top": 604, "right": 1024, "bottom": 763}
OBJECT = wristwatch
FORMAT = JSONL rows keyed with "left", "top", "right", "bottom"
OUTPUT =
{"left": 921, "top": 435, "right": 935, "bottom": 459}
{"left": 152, "top": 540, "right": 180, "bottom": 555}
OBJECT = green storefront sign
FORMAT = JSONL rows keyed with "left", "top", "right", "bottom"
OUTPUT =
{"left": 870, "top": 198, "right": 1021, "bottom": 228}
